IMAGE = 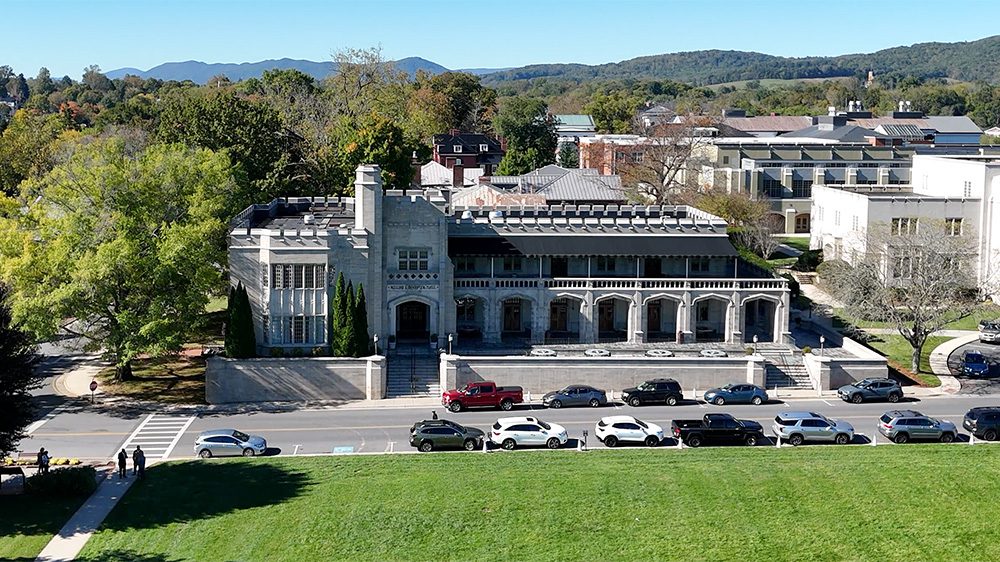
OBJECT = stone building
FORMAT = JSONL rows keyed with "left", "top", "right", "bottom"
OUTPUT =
{"left": 228, "top": 165, "right": 791, "bottom": 355}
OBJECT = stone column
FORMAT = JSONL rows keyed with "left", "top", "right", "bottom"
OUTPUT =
{"left": 680, "top": 291, "right": 693, "bottom": 343}
{"left": 483, "top": 298, "right": 500, "bottom": 344}
{"left": 365, "top": 355, "right": 386, "bottom": 400}
{"left": 581, "top": 292, "right": 596, "bottom": 343}
{"left": 730, "top": 292, "right": 742, "bottom": 344}
{"left": 439, "top": 353, "right": 459, "bottom": 391}
{"left": 530, "top": 297, "right": 546, "bottom": 344}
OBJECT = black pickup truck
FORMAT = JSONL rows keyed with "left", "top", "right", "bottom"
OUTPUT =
{"left": 671, "top": 413, "right": 765, "bottom": 447}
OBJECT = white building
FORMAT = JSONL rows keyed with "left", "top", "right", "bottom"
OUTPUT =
{"left": 811, "top": 154, "right": 1000, "bottom": 299}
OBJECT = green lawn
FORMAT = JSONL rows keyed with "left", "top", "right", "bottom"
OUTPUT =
{"left": 0, "top": 493, "right": 87, "bottom": 561}
{"left": 867, "top": 334, "right": 949, "bottom": 386}
{"left": 80, "top": 449, "right": 1000, "bottom": 561}
{"left": 774, "top": 236, "right": 811, "bottom": 253}
{"left": 833, "top": 305, "right": 1000, "bottom": 331}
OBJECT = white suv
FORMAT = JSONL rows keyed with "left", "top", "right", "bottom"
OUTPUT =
{"left": 490, "top": 417, "right": 568, "bottom": 450}
{"left": 595, "top": 415, "right": 664, "bottom": 447}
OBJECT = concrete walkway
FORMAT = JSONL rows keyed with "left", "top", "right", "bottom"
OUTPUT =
{"left": 799, "top": 283, "right": 845, "bottom": 309}
{"left": 35, "top": 468, "right": 135, "bottom": 562}
{"left": 53, "top": 356, "right": 107, "bottom": 398}
{"left": 929, "top": 333, "right": 980, "bottom": 394}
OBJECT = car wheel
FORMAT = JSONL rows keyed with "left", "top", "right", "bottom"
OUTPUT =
{"left": 419, "top": 441, "right": 434, "bottom": 453}
{"left": 745, "top": 434, "right": 758, "bottom": 447}
{"left": 751, "top": 396, "right": 763, "bottom": 406}
{"left": 604, "top": 435, "right": 618, "bottom": 448}
{"left": 887, "top": 393, "right": 901, "bottom": 403}
{"left": 501, "top": 438, "right": 516, "bottom": 450}
{"left": 550, "top": 399, "right": 562, "bottom": 409}
{"left": 645, "top": 435, "right": 659, "bottom": 447}
{"left": 713, "top": 396, "right": 725, "bottom": 406}
{"left": 665, "top": 396, "right": 678, "bottom": 406}
{"left": 198, "top": 449, "right": 212, "bottom": 459}
{"left": 835, "top": 433, "right": 850, "bottom": 445}
{"left": 984, "top": 429, "right": 998, "bottom": 441}
{"left": 464, "top": 439, "right": 478, "bottom": 451}
{"left": 789, "top": 434, "right": 804, "bottom": 447}
{"left": 589, "top": 398, "right": 601, "bottom": 408}
{"left": 500, "top": 399, "right": 513, "bottom": 411}
{"left": 851, "top": 394, "right": 863, "bottom": 404}
{"left": 893, "top": 433, "right": 909, "bottom": 444}
{"left": 242, "top": 448, "right": 255, "bottom": 457}
{"left": 546, "top": 437, "right": 561, "bottom": 449}
{"left": 687, "top": 435, "right": 703, "bottom": 448}
{"left": 448, "top": 401, "right": 463, "bottom": 413}
{"left": 629, "top": 397, "right": 641, "bottom": 407}
{"left": 940, "top": 432, "right": 955, "bottom": 443}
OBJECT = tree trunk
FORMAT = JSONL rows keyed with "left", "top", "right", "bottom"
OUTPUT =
{"left": 911, "top": 344, "right": 922, "bottom": 374}
{"left": 115, "top": 361, "right": 133, "bottom": 382}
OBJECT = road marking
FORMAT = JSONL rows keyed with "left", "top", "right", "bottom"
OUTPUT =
{"left": 822, "top": 400, "right": 834, "bottom": 406}
{"left": 26, "top": 405, "right": 70, "bottom": 435}
{"left": 114, "top": 413, "right": 196, "bottom": 460}
{"left": 161, "top": 415, "right": 196, "bottom": 459}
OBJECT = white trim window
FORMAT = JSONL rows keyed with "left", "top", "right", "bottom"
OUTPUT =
{"left": 398, "top": 249, "right": 430, "bottom": 271}
{"left": 271, "top": 264, "right": 326, "bottom": 289}
{"left": 945, "top": 217, "right": 963, "bottom": 236}
{"left": 453, "top": 145, "right": 463, "bottom": 153}
{"left": 270, "top": 315, "right": 326, "bottom": 345}
{"left": 890, "top": 217, "right": 918, "bottom": 236}
{"left": 596, "top": 256, "right": 616, "bottom": 273}
{"left": 502, "top": 256, "right": 523, "bottom": 272}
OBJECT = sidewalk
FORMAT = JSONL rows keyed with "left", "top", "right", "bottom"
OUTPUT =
{"left": 52, "top": 356, "right": 107, "bottom": 398}
{"left": 35, "top": 468, "right": 135, "bottom": 562}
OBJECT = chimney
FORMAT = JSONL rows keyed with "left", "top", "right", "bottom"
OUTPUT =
{"left": 452, "top": 162, "right": 464, "bottom": 188}
{"left": 449, "top": 128, "right": 460, "bottom": 137}
{"left": 827, "top": 106, "right": 836, "bottom": 117}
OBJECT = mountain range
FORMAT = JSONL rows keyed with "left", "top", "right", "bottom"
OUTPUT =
{"left": 106, "top": 35, "right": 1000, "bottom": 85}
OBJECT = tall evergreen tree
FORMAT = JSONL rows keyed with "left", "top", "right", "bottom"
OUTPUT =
{"left": 330, "top": 272, "right": 347, "bottom": 355}
{"left": 233, "top": 283, "right": 256, "bottom": 358}
{"left": 224, "top": 284, "right": 237, "bottom": 356}
{"left": 341, "top": 281, "right": 357, "bottom": 356}
{"left": 0, "top": 283, "right": 41, "bottom": 458}
{"left": 353, "top": 284, "right": 370, "bottom": 356}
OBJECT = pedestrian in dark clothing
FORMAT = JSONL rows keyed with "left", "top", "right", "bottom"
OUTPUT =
{"left": 131, "top": 447, "right": 142, "bottom": 476}
{"left": 135, "top": 446, "right": 146, "bottom": 479}
{"left": 431, "top": 410, "right": 438, "bottom": 420}
{"left": 117, "top": 449, "right": 127, "bottom": 479}
{"left": 37, "top": 448, "right": 50, "bottom": 474}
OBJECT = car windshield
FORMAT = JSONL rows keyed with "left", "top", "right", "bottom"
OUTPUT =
{"left": 460, "top": 384, "right": 472, "bottom": 393}
{"left": 635, "top": 419, "right": 649, "bottom": 429}
{"left": 637, "top": 383, "right": 651, "bottom": 391}
{"left": 538, "top": 420, "right": 552, "bottom": 430}
{"left": 966, "top": 354, "right": 986, "bottom": 363}
{"left": 559, "top": 387, "right": 572, "bottom": 394}
{"left": 232, "top": 431, "right": 250, "bottom": 442}
{"left": 879, "top": 414, "right": 893, "bottom": 424}
{"left": 492, "top": 422, "right": 501, "bottom": 430}
{"left": 722, "top": 384, "right": 734, "bottom": 390}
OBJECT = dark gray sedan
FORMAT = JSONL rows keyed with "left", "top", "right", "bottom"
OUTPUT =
{"left": 542, "top": 385, "right": 608, "bottom": 408}
{"left": 703, "top": 383, "right": 768, "bottom": 406}
{"left": 193, "top": 429, "right": 267, "bottom": 458}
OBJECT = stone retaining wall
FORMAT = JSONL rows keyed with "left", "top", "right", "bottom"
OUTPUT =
{"left": 206, "top": 356, "right": 385, "bottom": 404}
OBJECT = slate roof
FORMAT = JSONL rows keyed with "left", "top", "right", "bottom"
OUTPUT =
{"left": 722, "top": 116, "right": 813, "bottom": 133}
{"left": 432, "top": 132, "right": 504, "bottom": 154}
{"left": 782, "top": 124, "right": 885, "bottom": 142}
{"left": 482, "top": 165, "right": 625, "bottom": 203}
{"left": 851, "top": 116, "right": 982, "bottom": 135}
{"left": 874, "top": 123, "right": 926, "bottom": 139}
{"left": 420, "top": 161, "right": 484, "bottom": 187}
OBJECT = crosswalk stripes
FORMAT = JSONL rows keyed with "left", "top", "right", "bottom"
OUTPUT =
{"left": 115, "top": 413, "right": 196, "bottom": 461}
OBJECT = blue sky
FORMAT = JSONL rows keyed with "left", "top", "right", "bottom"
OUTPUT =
{"left": 6, "top": 0, "right": 1000, "bottom": 78}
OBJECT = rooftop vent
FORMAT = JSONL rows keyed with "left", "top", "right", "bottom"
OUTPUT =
{"left": 461, "top": 210, "right": 473, "bottom": 220}
{"left": 303, "top": 214, "right": 315, "bottom": 225}
{"left": 489, "top": 210, "right": 504, "bottom": 223}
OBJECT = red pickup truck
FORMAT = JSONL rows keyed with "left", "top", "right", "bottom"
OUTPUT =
{"left": 441, "top": 381, "right": 523, "bottom": 412}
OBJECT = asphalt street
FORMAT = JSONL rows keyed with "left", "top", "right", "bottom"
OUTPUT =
{"left": 23, "top": 393, "right": 1000, "bottom": 462}
{"left": 948, "top": 340, "right": 1000, "bottom": 394}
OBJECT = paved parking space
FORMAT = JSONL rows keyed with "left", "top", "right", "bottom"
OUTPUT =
{"left": 948, "top": 341, "right": 1000, "bottom": 394}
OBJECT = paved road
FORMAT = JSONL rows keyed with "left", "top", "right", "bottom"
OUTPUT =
{"left": 25, "top": 393, "right": 1000, "bottom": 462}
{"left": 948, "top": 341, "right": 1000, "bottom": 394}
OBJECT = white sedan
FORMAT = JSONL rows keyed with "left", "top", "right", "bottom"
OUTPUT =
{"left": 490, "top": 416, "right": 568, "bottom": 450}
{"left": 595, "top": 415, "right": 664, "bottom": 447}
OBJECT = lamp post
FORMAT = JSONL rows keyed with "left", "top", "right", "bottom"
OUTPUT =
{"left": 819, "top": 334, "right": 825, "bottom": 356}
{"left": 752, "top": 334, "right": 759, "bottom": 355}
{"left": 448, "top": 333, "right": 453, "bottom": 355}
{"left": 373, "top": 334, "right": 379, "bottom": 355}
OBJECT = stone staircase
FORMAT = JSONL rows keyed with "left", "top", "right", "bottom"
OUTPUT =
{"left": 764, "top": 358, "right": 814, "bottom": 389}
{"left": 387, "top": 346, "right": 441, "bottom": 397}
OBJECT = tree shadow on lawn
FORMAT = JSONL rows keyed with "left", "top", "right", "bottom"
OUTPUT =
{"left": 96, "top": 460, "right": 310, "bottom": 532}
{"left": 77, "top": 550, "right": 185, "bottom": 562}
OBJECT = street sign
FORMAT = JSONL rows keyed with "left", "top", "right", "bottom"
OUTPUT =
{"left": 89, "top": 380, "right": 98, "bottom": 392}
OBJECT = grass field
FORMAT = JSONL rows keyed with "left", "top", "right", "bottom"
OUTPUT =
{"left": 0, "top": 493, "right": 88, "bottom": 561}
{"left": 78, "top": 448, "right": 1000, "bottom": 561}
{"left": 834, "top": 305, "right": 1000, "bottom": 331}
{"left": 867, "top": 334, "right": 949, "bottom": 386}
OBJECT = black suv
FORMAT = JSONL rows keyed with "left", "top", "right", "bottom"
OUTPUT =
{"left": 621, "top": 378, "right": 684, "bottom": 407}
{"left": 963, "top": 407, "right": 1000, "bottom": 441}
{"left": 409, "top": 419, "right": 484, "bottom": 452}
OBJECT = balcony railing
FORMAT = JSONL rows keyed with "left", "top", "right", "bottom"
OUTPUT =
{"left": 453, "top": 277, "right": 786, "bottom": 290}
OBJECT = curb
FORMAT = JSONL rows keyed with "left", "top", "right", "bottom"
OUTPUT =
{"left": 929, "top": 333, "right": 980, "bottom": 394}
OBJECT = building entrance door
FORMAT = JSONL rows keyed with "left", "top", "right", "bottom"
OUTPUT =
{"left": 397, "top": 301, "right": 429, "bottom": 341}
{"left": 647, "top": 303, "right": 661, "bottom": 333}
{"left": 549, "top": 301, "right": 568, "bottom": 332}
{"left": 598, "top": 300, "right": 615, "bottom": 333}
{"left": 503, "top": 300, "right": 522, "bottom": 332}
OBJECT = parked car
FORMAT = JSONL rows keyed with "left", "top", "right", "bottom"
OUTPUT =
{"left": 441, "top": 381, "right": 523, "bottom": 412}
{"left": 490, "top": 417, "right": 568, "bottom": 450}
{"left": 837, "top": 378, "right": 903, "bottom": 404}
{"left": 543, "top": 385, "right": 607, "bottom": 408}
{"left": 193, "top": 429, "right": 267, "bottom": 458}
{"left": 409, "top": 419, "right": 485, "bottom": 452}
{"left": 621, "top": 378, "right": 684, "bottom": 407}
{"left": 671, "top": 413, "right": 765, "bottom": 447}
{"left": 704, "top": 383, "right": 768, "bottom": 406}
{"left": 771, "top": 411, "right": 854, "bottom": 445}
{"left": 961, "top": 350, "right": 991, "bottom": 377}
{"left": 980, "top": 322, "right": 1000, "bottom": 344}
{"left": 877, "top": 410, "right": 957, "bottom": 443}
{"left": 979, "top": 318, "right": 1000, "bottom": 331}
{"left": 963, "top": 407, "right": 1000, "bottom": 441}
{"left": 595, "top": 416, "right": 664, "bottom": 447}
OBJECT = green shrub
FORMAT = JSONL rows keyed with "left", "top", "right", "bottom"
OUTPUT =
{"left": 792, "top": 250, "right": 823, "bottom": 272}
{"left": 25, "top": 466, "right": 98, "bottom": 497}
{"left": 802, "top": 346, "right": 812, "bottom": 354}
{"left": 780, "top": 273, "right": 800, "bottom": 299}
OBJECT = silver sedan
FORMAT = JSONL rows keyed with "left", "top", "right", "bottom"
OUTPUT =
{"left": 193, "top": 429, "right": 267, "bottom": 458}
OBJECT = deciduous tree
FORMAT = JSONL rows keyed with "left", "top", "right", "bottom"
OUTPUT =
{"left": 0, "top": 282, "right": 40, "bottom": 459}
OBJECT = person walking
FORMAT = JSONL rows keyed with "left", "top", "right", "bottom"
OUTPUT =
{"left": 37, "top": 448, "right": 50, "bottom": 474}
{"left": 131, "top": 446, "right": 142, "bottom": 477}
{"left": 135, "top": 446, "right": 146, "bottom": 479}
{"left": 117, "top": 449, "right": 127, "bottom": 480}
{"left": 431, "top": 410, "right": 438, "bottom": 420}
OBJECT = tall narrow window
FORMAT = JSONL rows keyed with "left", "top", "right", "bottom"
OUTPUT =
{"left": 945, "top": 218, "right": 963, "bottom": 236}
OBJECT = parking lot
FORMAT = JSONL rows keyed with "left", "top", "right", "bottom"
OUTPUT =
{"left": 949, "top": 340, "right": 1000, "bottom": 394}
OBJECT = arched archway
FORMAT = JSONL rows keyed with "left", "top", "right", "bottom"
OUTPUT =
{"left": 396, "top": 301, "right": 430, "bottom": 342}
{"left": 741, "top": 295, "right": 781, "bottom": 343}
{"left": 692, "top": 295, "right": 729, "bottom": 342}
{"left": 595, "top": 294, "right": 633, "bottom": 343}
{"left": 643, "top": 295, "right": 681, "bottom": 342}
{"left": 547, "top": 295, "right": 585, "bottom": 343}
{"left": 499, "top": 296, "right": 533, "bottom": 343}
{"left": 455, "top": 295, "right": 485, "bottom": 343}
{"left": 794, "top": 213, "right": 810, "bottom": 233}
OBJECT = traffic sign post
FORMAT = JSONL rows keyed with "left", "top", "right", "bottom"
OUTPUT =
{"left": 89, "top": 380, "right": 98, "bottom": 403}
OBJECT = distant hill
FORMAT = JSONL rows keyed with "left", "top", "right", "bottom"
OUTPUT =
{"left": 479, "top": 36, "right": 1000, "bottom": 86}
{"left": 106, "top": 57, "right": 460, "bottom": 83}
